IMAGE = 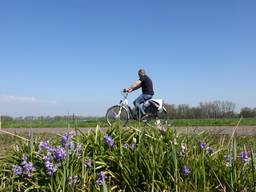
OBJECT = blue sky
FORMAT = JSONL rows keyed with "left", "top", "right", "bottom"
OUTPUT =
{"left": 0, "top": 0, "right": 255, "bottom": 116}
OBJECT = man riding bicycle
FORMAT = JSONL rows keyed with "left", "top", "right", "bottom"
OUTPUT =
{"left": 127, "top": 69, "right": 154, "bottom": 118}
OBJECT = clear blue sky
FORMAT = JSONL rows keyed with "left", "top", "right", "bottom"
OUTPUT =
{"left": 0, "top": 0, "right": 255, "bottom": 116}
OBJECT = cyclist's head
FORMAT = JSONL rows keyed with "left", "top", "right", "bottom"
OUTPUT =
{"left": 138, "top": 69, "right": 145, "bottom": 77}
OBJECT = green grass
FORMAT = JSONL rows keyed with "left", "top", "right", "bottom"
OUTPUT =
{"left": 1, "top": 117, "right": 256, "bottom": 128}
{"left": 1, "top": 117, "right": 107, "bottom": 128}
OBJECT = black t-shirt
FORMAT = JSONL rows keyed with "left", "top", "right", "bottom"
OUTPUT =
{"left": 139, "top": 75, "right": 154, "bottom": 95}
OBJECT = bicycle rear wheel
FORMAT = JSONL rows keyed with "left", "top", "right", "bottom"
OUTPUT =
{"left": 106, "top": 105, "right": 129, "bottom": 127}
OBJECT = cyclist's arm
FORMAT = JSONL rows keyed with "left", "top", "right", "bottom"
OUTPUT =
{"left": 128, "top": 80, "right": 141, "bottom": 92}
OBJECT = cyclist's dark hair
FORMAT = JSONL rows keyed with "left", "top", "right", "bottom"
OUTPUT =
{"left": 138, "top": 69, "right": 145, "bottom": 75}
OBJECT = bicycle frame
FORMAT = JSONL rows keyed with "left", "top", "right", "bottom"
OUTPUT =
{"left": 118, "top": 91, "right": 137, "bottom": 120}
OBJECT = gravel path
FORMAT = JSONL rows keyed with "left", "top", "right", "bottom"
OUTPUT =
{"left": 1, "top": 126, "right": 256, "bottom": 136}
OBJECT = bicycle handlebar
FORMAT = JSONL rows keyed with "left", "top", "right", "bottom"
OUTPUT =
{"left": 123, "top": 88, "right": 128, "bottom": 93}
{"left": 121, "top": 89, "right": 129, "bottom": 98}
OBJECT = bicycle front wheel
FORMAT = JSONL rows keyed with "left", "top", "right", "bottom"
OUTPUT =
{"left": 106, "top": 105, "right": 129, "bottom": 127}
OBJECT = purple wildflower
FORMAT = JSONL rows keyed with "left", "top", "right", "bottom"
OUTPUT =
{"left": 44, "top": 161, "right": 57, "bottom": 175}
{"left": 68, "top": 176, "right": 78, "bottom": 186}
{"left": 54, "top": 147, "right": 66, "bottom": 161}
{"left": 21, "top": 155, "right": 34, "bottom": 177}
{"left": 38, "top": 140, "right": 50, "bottom": 153}
{"left": 240, "top": 151, "right": 249, "bottom": 163}
{"left": 61, "top": 133, "right": 69, "bottom": 147}
{"left": 42, "top": 153, "right": 52, "bottom": 162}
{"left": 61, "top": 130, "right": 76, "bottom": 148}
{"left": 12, "top": 165, "right": 22, "bottom": 175}
{"left": 38, "top": 139, "right": 69, "bottom": 176}
{"left": 39, "top": 142, "right": 67, "bottom": 175}
{"left": 84, "top": 159, "right": 92, "bottom": 169}
{"left": 22, "top": 161, "right": 34, "bottom": 177}
{"left": 13, "top": 154, "right": 34, "bottom": 178}
{"left": 181, "top": 165, "right": 190, "bottom": 176}
{"left": 240, "top": 188, "right": 247, "bottom": 192}
{"left": 104, "top": 134, "right": 114, "bottom": 148}
{"left": 96, "top": 172, "right": 107, "bottom": 186}
{"left": 198, "top": 141, "right": 206, "bottom": 149}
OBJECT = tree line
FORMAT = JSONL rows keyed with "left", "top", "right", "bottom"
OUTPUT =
{"left": 164, "top": 101, "right": 256, "bottom": 119}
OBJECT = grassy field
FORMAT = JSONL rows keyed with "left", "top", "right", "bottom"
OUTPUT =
{"left": 1, "top": 117, "right": 256, "bottom": 128}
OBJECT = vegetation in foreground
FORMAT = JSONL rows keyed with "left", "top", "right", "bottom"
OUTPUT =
{"left": 0, "top": 124, "right": 256, "bottom": 191}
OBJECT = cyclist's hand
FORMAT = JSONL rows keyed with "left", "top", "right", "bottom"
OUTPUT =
{"left": 127, "top": 88, "right": 133, "bottom": 93}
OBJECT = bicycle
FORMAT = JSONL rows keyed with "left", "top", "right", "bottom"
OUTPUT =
{"left": 105, "top": 89, "right": 169, "bottom": 131}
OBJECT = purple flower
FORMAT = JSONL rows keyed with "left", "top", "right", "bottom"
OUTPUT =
{"left": 96, "top": 171, "right": 107, "bottom": 186}
{"left": 22, "top": 161, "right": 34, "bottom": 177}
{"left": 44, "top": 161, "right": 57, "bottom": 175}
{"left": 181, "top": 165, "right": 190, "bottom": 176}
{"left": 198, "top": 141, "right": 206, "bottom": 149}
{"left": 12, "top": 165, "right": 22, "bottom": 175}
{"left": 42, "top": 153, "right": 52, "bottom": 162}
{"left": 39, "top": 141, "right": 68, "bottom": 175}
{"left": 61, "top": 133, "right": 69, "bottom": 147}
{"left": 61, "top": 131, "right": 76, "bottom": 148}
{"left": 104, "top": 134, "right": 114, "bottom": 148}
{"left": 240, "top": 151, "right": 249, "bottom": 163}
{"left": 22, "top": 161, "right": 33, "bottom": 170}
{"left": 13, "top": 154, "right": 34, "bottom": 178}
{"left": 240, "top": 188, "right": 247, "bottom": 192}
{"left": 68, "top": 175, "right": 78, "bottom": 186}
{"left": 84, "top": 159, "right": 92, "bottom": 169}
{"left": 123, "top": 143, "right": 129, "bottom": 149}
{"left": 54, "top": 147, "right": 66, "bottom": 161}
{"left": 38, "top": 140, "right": 50, "bottom": 153}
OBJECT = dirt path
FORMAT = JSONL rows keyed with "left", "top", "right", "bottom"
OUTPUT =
{"left": 1, "top": 126, "right": 256, "bottom": 136}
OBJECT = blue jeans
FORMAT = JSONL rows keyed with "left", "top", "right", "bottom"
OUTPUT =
{"left": 133, "top": 94, "right": 153, "bottom": 116}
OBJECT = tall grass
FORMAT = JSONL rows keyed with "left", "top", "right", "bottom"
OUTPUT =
{"left": 0, "top": 123, "right": 256, "bottom": 191}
